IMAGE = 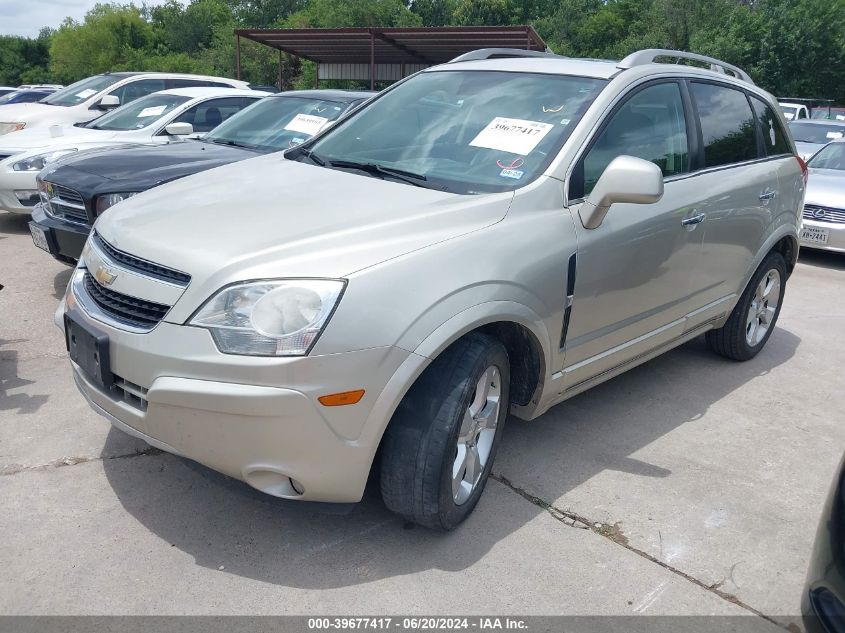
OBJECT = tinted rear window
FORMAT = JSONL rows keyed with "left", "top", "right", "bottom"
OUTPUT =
{"left": 751, "top": 97, "right": 791, "bottom": 156}
{"left": 789, "top": 121, "right": 845, "bottom": 144}
{"left": 691, "top": 82, "right": 757, "bottom": 168}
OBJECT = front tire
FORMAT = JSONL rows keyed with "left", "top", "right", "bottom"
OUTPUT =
{"left": 706, "top": 251, "right": 787, "bottom": 361}
{"left": 380, "top": 333, "right": 510, "bottom": 530}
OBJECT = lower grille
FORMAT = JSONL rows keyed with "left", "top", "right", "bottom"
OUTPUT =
{"left": 804, "top": 204, "right": 845, "bottom": 224}
{"left": 83, "top": 273, "right": 170, "bottom": 329}
{"left": 113, "top": 375, "right": 148, "bottom": 411}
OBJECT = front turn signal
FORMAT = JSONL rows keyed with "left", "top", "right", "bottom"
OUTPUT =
{"left": 318, "top": 389, "right": 366, "bottom": 406}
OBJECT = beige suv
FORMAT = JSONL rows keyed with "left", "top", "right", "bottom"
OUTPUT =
{"left": 60, "top": 49, "right": 805, "bottom": 529}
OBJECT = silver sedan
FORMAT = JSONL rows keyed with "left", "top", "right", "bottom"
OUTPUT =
{"left": 800, "top": 139, "right": 845, "bottom": 253}
{"left": 789, "top": 119, "right": 845, "bottom": 160}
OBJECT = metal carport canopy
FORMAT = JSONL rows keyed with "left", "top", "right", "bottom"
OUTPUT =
{"left": 233, "top": 26, "right": 548, "bottom": 89}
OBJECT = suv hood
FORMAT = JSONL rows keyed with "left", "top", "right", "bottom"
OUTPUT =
{"left": 0, "top": 102, "right": 73, "bottom": 127}
{"left": 95, "top": 154, "right": 512, "bottom": 303}
{"left": 806, "top": 169, "right": 845, "bottom": 208}
{"left": 55, "top": 140, "right": 260, "bottom": 189}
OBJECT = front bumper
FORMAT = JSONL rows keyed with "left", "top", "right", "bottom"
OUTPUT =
{"left": 30, "top": 203, "right": 89, "bottom": 262}
{"left": 0, "top": 167, "right": 39, "bottom": 213}
{"left": 62, "top": 281, "right": 425, "bottom": 503}
{"left": 800, "top": 219, "right": 845, "bottom": 253}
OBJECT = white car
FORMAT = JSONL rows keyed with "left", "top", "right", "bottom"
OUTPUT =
{"left": 780, "top": 101, "right": 810, "bottom": 121}
{"left": 0, "top": 87, "right": 265, "bottom": 214}
{"left": 0, "top": 72, "right": 250, "bottom": 137}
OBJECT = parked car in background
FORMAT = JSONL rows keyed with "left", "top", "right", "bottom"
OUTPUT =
{"left": 0, "top": 88, "right": 60, "bottom": 106}
{"left": 812, "top": 106, "right": 845, "bottom": 121}
{"left": 802, "top": 452, "right": 845, "bottom": 633}
{"left": 798, "top": 140, "right": 845, "bottom": 253}
{"left": 0, "top": 72, "right": 251, "bottom": 137}
{"left": 789, "top": 120, "right": 845, "bottom": 159}
{"left": 30, "top": 89, "right": 369, "bottom": 262}
{"left": 0, "top": 88, "right": 265, "bottom": 216}
{"left": 17, "top": 84, "right": 63, "bottom": 90}
{"left": 781, "top": 101, "right": 810, "bottom": 121}
{"left": 59, "top": 49, "right": 803, "bottom": 529}
{"left": 0, "top": 87, "right": 17, "bottom": 98}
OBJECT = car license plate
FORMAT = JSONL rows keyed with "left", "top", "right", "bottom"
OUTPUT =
{"left": 65, "top": 312, "right": 113, "bottom": 389}
{"left": 29, "top": 223, "right": 49, "bottom": 252}
{"left": 801, "top": 226, "right": 829, "bottom": 245}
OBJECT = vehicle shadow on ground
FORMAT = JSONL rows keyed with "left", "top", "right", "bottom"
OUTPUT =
{"left": 798, "top": 249, "right": 845, "bottom": 271}
{"left": 0, "top": 338, "right": 49, "bottom": 414}
{"left": 100, "top": 327, "right": 800, "bottom": 589}
{"left": 53, "top": 267, "right": 72, "bottom": 300}
{"left": 0, "top": 212, "right": 30, "bottom": 237}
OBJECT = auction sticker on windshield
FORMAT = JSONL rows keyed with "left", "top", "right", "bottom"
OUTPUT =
{"left": 470, "top": 117, "right": 554, "bottom": 155}
{"left": 138, "top": 105, "right": 167, "bottom": 118}
{"left": 285, "top": 113, "right": 329, "bottom": 136}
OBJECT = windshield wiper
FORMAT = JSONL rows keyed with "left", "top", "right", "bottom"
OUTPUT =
{"left": 327, "top": 159, "right": 429, "bottom": 187}
{"left": 204, "top": 138, "right": 253, "bottom": 150}
{"left": 297, "top": 148, "right": 326, "bottom": 166}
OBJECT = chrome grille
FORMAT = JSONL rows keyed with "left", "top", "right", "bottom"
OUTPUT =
{"left": 804, "top": 204, "right": 845, "bottom": 224}
{"left": 45, "top": 182, "right": 89, "bottom": 224}
{"left": 93, "top": 233, "right": 191, "bottom": 286}
{"left": 83, "top": 273, "right": 170, "bottom": 329}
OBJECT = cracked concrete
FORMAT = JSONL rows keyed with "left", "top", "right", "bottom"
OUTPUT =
{"left": 1, "top": 211, "right": 843, "bottom": 622}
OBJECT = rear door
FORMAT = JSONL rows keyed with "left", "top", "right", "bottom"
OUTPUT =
{"left": 683, "top": 81, "right": 784, "bottom": 329}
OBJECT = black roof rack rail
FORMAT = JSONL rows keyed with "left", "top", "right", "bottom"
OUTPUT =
{"left": 617, "top": 49, "right": 753, "bottom": 84}
{"left": 449, "top": 48, "right": 561, "bottom": 63}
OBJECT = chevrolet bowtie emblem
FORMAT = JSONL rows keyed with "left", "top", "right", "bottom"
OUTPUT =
{"left": 94, "top": 265, "right": 117, "bottom": 286}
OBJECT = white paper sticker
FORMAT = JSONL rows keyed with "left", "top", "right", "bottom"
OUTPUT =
{"left": 470, "top": 117, "right": 554, "bottom": 155}
{"left": 284, "top": 113, "right": 329, "bottom": 136}
{"left": 826, "top": 131, "right": 844, "bottom": 139}
{"left": 76, "top": 89, "right": 97, "bottom": 99}
{"left": 137, "top": 105, "right": 167, "bottom": 118}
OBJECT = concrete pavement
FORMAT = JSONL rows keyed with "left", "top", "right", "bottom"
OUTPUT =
{"left": 1, "top": 211, "right": 842, "bottom": 624}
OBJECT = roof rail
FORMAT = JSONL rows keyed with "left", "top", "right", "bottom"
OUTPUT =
{"left": 450, "top": 48, "right": 560, "bottom": 63}
{"left": 617, "top": 49, "right": 753, "bottom": 84}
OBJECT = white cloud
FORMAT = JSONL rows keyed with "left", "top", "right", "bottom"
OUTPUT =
{"left": 0, "top": 0, "right": 179, "bottom": 38}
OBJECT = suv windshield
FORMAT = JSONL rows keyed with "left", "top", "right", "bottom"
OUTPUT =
{"left": 204, "top": 96, "right": 351, "bottom": 151}
{"left": 808, "top": 143, "right": 845, "bottom": 170}
{"left": 41, "top": 75, "right": 124, "bottom": 107}
{"left": 789, "top": 121, "right": 845, "bottom": 143}
{"left": 86, "top": 93, "right": 190, "bottom": 131}
{"left": 781, "top": 106, "right": 798, "bottom": 119}
{"left": 300, "top": 70, "right": 607, "bottom": 194}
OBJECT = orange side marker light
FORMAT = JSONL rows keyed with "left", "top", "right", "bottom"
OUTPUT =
{"left": 318, "top": 389, "right": 365, "bottom": 406}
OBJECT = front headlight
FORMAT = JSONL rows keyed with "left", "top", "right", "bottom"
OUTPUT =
{"left": 96, "top": 191, "right": 138, "bottom": 215}
{"left": 0, "top": 122, "right": 26, "bottom": 135}
{"left": 188, "top": 279, "right": 346, "bottom": 356}
{"left": 12, "top": 148, "right": 78, "bottom": 172}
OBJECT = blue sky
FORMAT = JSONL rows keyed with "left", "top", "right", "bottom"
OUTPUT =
{"left": 0, "top": 0, "right": 177, "bottom": 38}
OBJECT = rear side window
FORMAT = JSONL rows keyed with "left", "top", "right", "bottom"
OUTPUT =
{"left": 690, "top": 82, "right": 757, "bottom": 167}
{"left": 173, "top": 97, "right": 259, "bottom": 133}
{"left": 750, "top": 97, "right": 791, "bottom": 156}
{"left": 577, "top": 81, "right": 689, "bottom": 197}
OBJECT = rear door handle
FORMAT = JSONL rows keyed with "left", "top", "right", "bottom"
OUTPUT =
{"left": 681, "top": 213, "right": 706, "bottom": 226}
{"left": 759, "top": 190, "right": 777, "bottom": 201}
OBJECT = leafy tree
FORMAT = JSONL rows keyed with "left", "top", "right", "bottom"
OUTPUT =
{"left": 49, "top": 4, "right": 153, "bottom": 82}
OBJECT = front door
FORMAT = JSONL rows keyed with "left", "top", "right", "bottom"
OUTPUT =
{"left": 560, "top": 80, "right": 706, "bottom": 391}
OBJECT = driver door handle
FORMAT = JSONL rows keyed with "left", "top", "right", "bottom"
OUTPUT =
{"left": 759, "top": 190, "right": 778, "bottom": 201}
{"left": 681, "top": 212, "right": 706, "bottom": 226}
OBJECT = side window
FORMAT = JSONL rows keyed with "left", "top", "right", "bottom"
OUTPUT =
{"left": 750, "top": 97, "right": 791, "bottom": 156}
{"left": 166, "top": 78, "right": 210, "bottom": 89}
{"left": 109, "top": 79, "right": 167, "bottom": 106}
{"left": 172, "top": 97, "right": 257, "bottom": 133}
{"left": 690, "top": 82, "right": 757, "bottom": 167}
{"left": 578, "top": 82, "right": 689, "bottom": 197}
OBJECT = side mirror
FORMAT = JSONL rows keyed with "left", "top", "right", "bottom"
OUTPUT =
{"left": 164, "top": 122, "right": 193, "bottom": 136}
{"left": 579, "top": 155, "right": 664, "bottom": 230}
{"left": 97, "top": 95, "right": 120, "bottom": 110}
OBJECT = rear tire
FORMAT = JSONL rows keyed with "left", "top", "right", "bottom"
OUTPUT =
{"left": 706, "top": 251, "right": 787, "bottom": 361}
{"left": 380, "top": 333, "right": 510, "bottom": 530}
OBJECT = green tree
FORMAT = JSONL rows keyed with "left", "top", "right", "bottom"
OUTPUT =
{"left": 49, "top": 4, "right": 153, "bottom": 82}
